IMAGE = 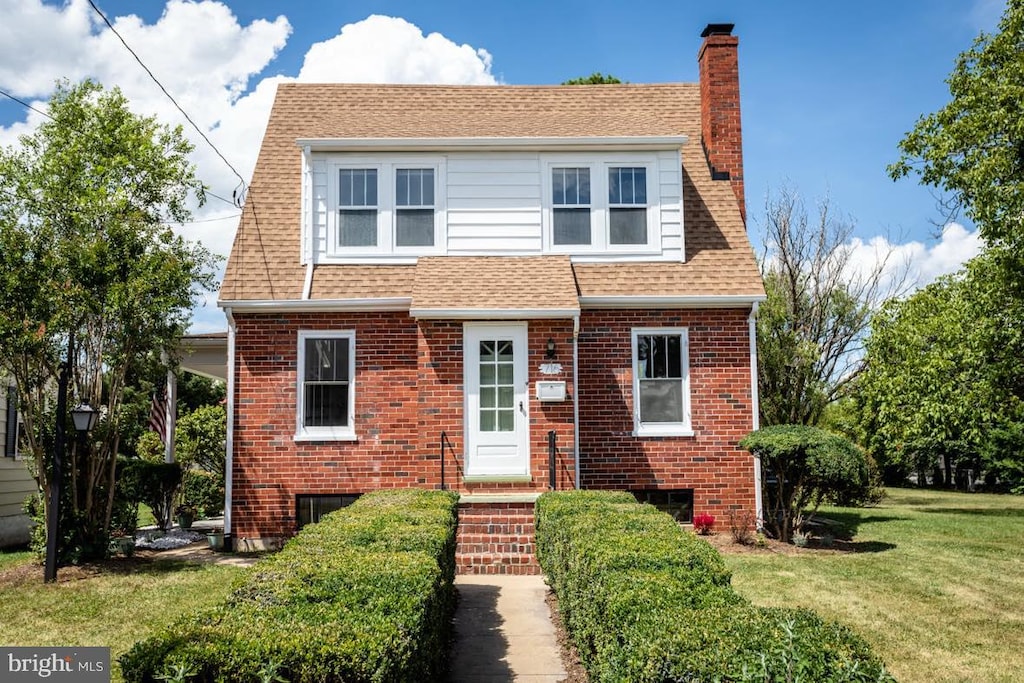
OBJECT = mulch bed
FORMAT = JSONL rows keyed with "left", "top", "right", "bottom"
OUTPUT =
{"left": 544, "top": 586, "right": 589, "bottom": 683}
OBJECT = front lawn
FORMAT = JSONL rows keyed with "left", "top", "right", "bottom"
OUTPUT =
{"left": 725, "top": 487, "right": 1024, "bottom": 683}
{"left": 0, "top": 554, "right": 244, "bottom": 682}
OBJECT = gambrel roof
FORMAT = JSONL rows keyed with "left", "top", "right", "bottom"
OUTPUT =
{"left": 219, "top": 83, "right": 764, "bottom": 306}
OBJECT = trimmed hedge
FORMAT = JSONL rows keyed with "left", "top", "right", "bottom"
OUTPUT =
{"left": 121, "top": 489, "right": 459, "bottom": 683}
{"left": 535, "top": 491, "right": 894, "bottom": 682}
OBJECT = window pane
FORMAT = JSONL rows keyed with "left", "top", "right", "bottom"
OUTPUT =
{"left": 497, "top": 363, "right": 513, "bottom": 384}
{"left": 497, "top": 409, "right": 514, "bottom": 432}
{"left": 304, "top": 383, "right": 349, "bottom": 427}
{"left": 610, "top": 208, "right": 647, "bottom": 245}
{"left": 554, "top": 208, "right": 591, "bottom": 245}
{"left": 339, "top": 210, "right": 377, "bottom": 246}
{"left": 340, "top": 169, "right": 378, "bottom": 207}
{"left": 496, "top": 341, "right": 513, "bottom": 361}
{"left": 480, "top": 364, "right": 496, "bottom": 385}
{"left": 480, "top": 410, "right": 496, "bottom": 431}
{"left": 396, "top": 209, "right": 434, "bottom": 246}
{"left": 553, "top": 168, "right": 589, "bottom": 205}
{"left": 640, "top": 335, "right": 682, "bottom": 379}
{"left": 305, "top": 338, "right": 349, "bottom": 382}
{"left": 610, "top": 167, "right": 646, "bottom": 205}
{"left": 481, "top": 387, "right": 496, "bottom": 408}
{"left": 639, "top": 380, "right": 683, "bottom": 423}
{"left": 480, "top": 341, "right": 495, "bottom": 361}
{"left": 497, "top": 386, "right": 514, "bottom": 409}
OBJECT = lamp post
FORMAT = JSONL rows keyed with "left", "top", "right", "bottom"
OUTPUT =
{"left": 44, "top": 332, "right": 72, "bottom": 583}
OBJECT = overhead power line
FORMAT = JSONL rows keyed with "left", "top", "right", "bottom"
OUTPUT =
{"left": 86, "top": 0, "right": 249, "bottom": 198}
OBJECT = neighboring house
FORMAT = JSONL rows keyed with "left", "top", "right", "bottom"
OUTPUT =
{"left": 218, "top": 24, "right": 765, "bottom": 553}
{"left": 0, "top": 382, "right": 34, "bottom": 547}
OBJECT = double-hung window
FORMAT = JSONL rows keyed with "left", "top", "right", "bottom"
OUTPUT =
{"left": 609, "top": 166, "right": 648, "bottom": 245}
{"left": 632, "top": 328, "right": 692, "bottom": 436}
{"left": 546, "top": 157, "right": 656, "bottom": 252}
{"left": 296, "top": 330, "right": 355, "bottom": 440}
{"left": 338, "top": 169, "right": 378, "bottom": 247}
{"left": 552, "top": 167, "right": 592, "bottom": 245}
{"left": 395, "top": 168, "right": 435, "bottom": 247}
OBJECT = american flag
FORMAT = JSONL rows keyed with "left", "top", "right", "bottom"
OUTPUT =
{"left": 148, "top": 384, "right": 167, "bottom": 445}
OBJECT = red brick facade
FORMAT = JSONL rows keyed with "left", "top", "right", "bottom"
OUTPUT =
{"left": 230, "top": 307, "right": 755, "bottom": 543}
{"left": 577, "top": 309, "right": 757, "bottom": 521}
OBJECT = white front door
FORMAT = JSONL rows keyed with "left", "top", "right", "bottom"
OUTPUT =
{"left": 464, "top": 324, "right": 529, "bottom": 477}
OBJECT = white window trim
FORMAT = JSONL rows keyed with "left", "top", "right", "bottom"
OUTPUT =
{"left": 295, "top": 330, "right": 357, "bottom": 442}
{"left": 631, "top": 327, "right": 693, "bottom": 437}
{"left": 326, "top": 156, "right": 446, "bottom": 258}
{"left": 542, "top": 153, "right": 659, "bottom": 255}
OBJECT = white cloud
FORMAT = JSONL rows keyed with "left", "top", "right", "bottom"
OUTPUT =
{"left": 297, "top": 15, "right": 496, "bottom": 84}
{"left": 0, "top": 3, "right": 498, "bottom": 331}
{"left": 844, "top": 222, "right": 983, "bottom": 295}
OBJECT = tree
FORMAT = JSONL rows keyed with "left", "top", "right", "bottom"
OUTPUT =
{"left": 740, "top": 424, "right": 871, "bottom": 542}
{"left": 0, "top": 79, "right": 218, "bottom": 563}
{"left": 562, "top": 72, "right": 623, "bottom": 85}
{"left": 175, "top": 404, "right": 226, "bottom": 477}
{"left": 856, "top": 253, "right": 1024, "bottom": 488}
{"left": 756, "top": 187, "right": 907, "bottom": 426}
{"left": 890, "top": 0, "right": 1024, "bottom": 258}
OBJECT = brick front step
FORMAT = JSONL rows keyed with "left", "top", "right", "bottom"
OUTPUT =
{"left": 456, "top": 500, "right": 540, "bottom": 575}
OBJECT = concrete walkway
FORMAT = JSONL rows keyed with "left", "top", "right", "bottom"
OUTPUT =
{"left": 450, "top": 575, "right": 566, "bottom": 682}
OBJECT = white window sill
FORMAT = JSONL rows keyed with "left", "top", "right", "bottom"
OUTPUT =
{"left": 633, "top": 426, "right": 695, "bottom": 438}
{"left": 294, "top": 431, "right": 357, "bottom": 443}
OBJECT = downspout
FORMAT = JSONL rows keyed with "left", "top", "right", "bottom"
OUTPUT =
{"left": 748, "top": 302, "right": 763, "bottom": 528}
{"left": 224, "top": 307, "right": 237, "bottom": 543}
{"left": 572, "top": 314, "right": 581, "bottom": 489}
{"left": 301, "top": 144, "right": 315, "bottom": 300}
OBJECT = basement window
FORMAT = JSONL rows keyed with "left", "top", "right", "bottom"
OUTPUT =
{"left": 296, "top": 493, "right": 361, "bottom": 529}
{"left": 633, "top": 489, "right": 694, "bottom": 523}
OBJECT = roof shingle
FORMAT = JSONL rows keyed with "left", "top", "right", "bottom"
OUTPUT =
{"left": 219, "top": 83, "right": 764, "bottom": 304}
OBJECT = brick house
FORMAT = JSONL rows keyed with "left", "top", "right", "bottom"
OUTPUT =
{"left": 217, "top": 24, "right": 765, "bottom": 567}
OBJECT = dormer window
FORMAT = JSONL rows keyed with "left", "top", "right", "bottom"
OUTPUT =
{"left": 609, "top": 167, "right": 647, "bottom": 245}
{"left": 338, "top": 168, "right": 378, "bottom": 247}
{"left": 544, "top": 155, "right": 658, "bottom": 254}
{"left": 327, "top": 157, "right": 445, "bottom": 258}
{"left": 552, "top": 167, "right": 592, "bottom": 245}
{"left": 396, "top": 168, "right": 435, "bottom": 247}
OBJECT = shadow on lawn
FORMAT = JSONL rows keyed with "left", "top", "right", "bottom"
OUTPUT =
{"left": 808, "top": 510, "right": 903, "bottom": 554}
{"left": 921, "top": 507, "right": 1024, "bottom": 518}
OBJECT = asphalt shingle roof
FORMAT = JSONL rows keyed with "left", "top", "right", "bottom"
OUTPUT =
{"left": 219, "top": 83, "right": 764, "bottom": 304}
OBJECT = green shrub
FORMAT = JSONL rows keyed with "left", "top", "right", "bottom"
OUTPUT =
{"left": 535, "top": 490, "right": 894, "bottom": 682}
{"left": 179, "top": 469, "right": 224, "bottom": 518}
{"left": 121, "top": 489, "right": 459, "bottom": 683}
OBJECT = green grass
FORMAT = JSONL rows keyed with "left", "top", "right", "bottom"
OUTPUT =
{"left": 725, "top": 487, "right": 1024, "bottom": 683}
{"left": 0, "top": 555, "right": 244, "bottom": 682}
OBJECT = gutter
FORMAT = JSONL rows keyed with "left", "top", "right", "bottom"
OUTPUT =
{"left": 579, "top": 294, "right": 766, "bottom": 309}
{"left": 296, "top": 135, "right": 688, "bottom": 152}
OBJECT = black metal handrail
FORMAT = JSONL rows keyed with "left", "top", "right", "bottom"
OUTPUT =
{"left": 548, "top": 430, "right": 557, "bottom": 490}
{"left": 440, "top": 430, "right": 459, "bottom": 491}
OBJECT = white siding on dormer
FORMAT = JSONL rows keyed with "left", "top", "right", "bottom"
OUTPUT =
{"left": 309, "top": 149, "right": 684, "bottom": 263}
{"left": 311, "top": 158, "right": 329, "bottom": 260}
{"left": 658, "top": 151, "right": 683, "bottom": 259}
{"left": 447, "top": 154, "right": 542, "bottom": 253}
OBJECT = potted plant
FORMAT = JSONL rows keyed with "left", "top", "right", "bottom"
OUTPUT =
{"left": 175, "top": 503, "right": 197, "bottom": 530}
{"left": 207, "top": 529, "right": 226, "bottom": 551}
{"left": 110, "top": 534, "right": 135, "bottom": 557}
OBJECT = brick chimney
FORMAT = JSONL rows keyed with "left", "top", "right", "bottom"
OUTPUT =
{"left": 698, "top": 23, "right": 745, "bottom": 223}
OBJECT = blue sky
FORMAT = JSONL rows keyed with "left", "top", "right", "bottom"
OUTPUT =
{"left": 0, "top": 0, "right": 1004, "bottom": 330}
